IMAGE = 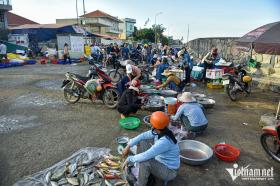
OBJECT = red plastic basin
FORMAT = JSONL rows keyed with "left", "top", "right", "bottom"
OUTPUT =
{"left": 214, "top": 144, "right": 240, "bottom": 162}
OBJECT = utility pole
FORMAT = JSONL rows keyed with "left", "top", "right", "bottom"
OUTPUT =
{"left": 76, "top": 0, "right": 79, "bottom": 25}
{"left": 154, "top": 12, "right": 162, "bottom": 44}
{"left": 82, "top": 0, "right": 86, "bottom": 25}
{"left": 187, "top": 24, "right": 190, "bottom": 47}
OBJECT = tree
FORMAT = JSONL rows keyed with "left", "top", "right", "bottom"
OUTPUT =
{"left": 132, "top": 25, "right": 169, "bottom": 45}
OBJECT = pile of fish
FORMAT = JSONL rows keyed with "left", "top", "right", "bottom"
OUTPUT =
{"left": 13, "top": 147, "right": 128, "bottom": 186}
{"left": 143, "top": 96, "right": 164, "bottom": 112}
{"left": 95, "top": 155, "right": 128, "bottom": 186}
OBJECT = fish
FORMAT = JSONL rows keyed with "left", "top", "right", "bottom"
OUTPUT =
{"left": 57, "top": 178, "right": 68, "bottom": 185}
{"left": 69, "top": 163, "right": 78, "bottom": 176}
{"left": 50, "top": 167, "right": 66, "bottom": 181}
{"left": 105, "top": 159, "right": 120, "bottom": 167}
{"left": 45, "top": 172, "right": 52, "bottom": 184}
{"left": 114, "top": 180, "right": 128, "bottom": 186}
{"left": 66, "top": 177, "right": 79, "bottom": 186}
{"left": 50, "top": 181, "right": 59, "bottom": 186}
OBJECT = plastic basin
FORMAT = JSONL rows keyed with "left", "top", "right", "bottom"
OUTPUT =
{"left": 119, "top": 117, "right": 141, "bottom": 130}
{"left": 214, "top": 144, "right": 240, "bottom": 162}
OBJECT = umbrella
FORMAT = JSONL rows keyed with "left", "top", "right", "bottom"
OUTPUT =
{"left": 235, "top": 21, "right": 280, "bottom": 55}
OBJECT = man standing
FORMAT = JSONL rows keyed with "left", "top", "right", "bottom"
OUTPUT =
{"left": 63, "top": 43, "right": 71, "bottom": 64}
{"left": 0, "top": 41, "right": 7, "bottom": 63}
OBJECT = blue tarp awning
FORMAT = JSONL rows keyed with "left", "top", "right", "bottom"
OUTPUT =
{"left": 10, "top": 24, "right": 90, "bottom": 43}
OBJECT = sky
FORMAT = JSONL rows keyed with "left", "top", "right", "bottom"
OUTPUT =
{"left": 11, "top": 0, "right": 280, "bottom": 42}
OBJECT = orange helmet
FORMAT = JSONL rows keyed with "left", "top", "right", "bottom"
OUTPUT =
{"left": 150, "top": 111, "right": 170, "bottom": 130}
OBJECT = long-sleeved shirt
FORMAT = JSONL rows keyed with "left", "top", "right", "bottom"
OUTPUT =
{"left": 126, "top": 130, "right": 180, "bottom": 170}
{"left": 171, "top": 102, "right": 208, "bottom": 127}
{"left": 202, "top": 52, "right": 220, "bottom": 64}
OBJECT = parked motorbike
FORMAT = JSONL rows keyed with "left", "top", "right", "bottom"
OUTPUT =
{"left": 61, "top": 63, "right": 120, "bottom": 108}
{"left": 261, "top": 121, "right": 280, "bottom": 162}
{"left": 108, "top": 60, "right": 150, "bottom": 84}
{"left": 222, "top": 64, "right": 252, "bottom": 101}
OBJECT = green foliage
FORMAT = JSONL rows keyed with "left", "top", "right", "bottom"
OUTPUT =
{"left": 132, "top": 25, "right": 169, "bottom": 44}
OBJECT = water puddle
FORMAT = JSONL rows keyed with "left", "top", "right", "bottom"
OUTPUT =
{"left": 13, "top": 93, "right": 65, "bottom": 108}
{"left": 0, "top": 115, "right": 39, "bottom": 133}
{"left": 35, "top": 80, "right": 62, "bottom": 90}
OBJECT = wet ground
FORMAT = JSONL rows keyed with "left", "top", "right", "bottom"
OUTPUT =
{"left": 0, "top": 63, "right": 279, "bottom": 186}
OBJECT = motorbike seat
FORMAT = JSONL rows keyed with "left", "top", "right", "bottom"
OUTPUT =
{"left": 72, "top": 73, "right": 91, "bottom": 82}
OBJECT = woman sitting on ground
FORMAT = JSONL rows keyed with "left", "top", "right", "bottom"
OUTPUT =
{"left": 171, "top": 92, "right": 208, "bottom": 133}
{"left": 156, "top": 70, "right": 185, "bottom": 92}
{"left": 117, "top": 84, "right": 141, "bottom": 119}
{"left": 122, "top": 111, "right": 180, "bottom": 186}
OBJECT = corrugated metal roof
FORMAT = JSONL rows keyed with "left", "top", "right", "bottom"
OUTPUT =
{"left": 10, "top": 24, "right": 73, "bottom": 29}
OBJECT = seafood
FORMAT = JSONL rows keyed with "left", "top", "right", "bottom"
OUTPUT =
{"left": 66, "top": 177, "right": 79, "bottom": 185}
{"left": 50, "top": 167, "right": 66, "bottom": 181}
{"left": 114, "top": 180, "right": 128, "bottom": 186}
{"left": 105, "top": 159, "right": 120, "bottom": 167}
{"left": 45, "top": 172, "right": 52, "bottom": 183}
{"left": 50, "top": 181, "right": 59, "bottom": 186}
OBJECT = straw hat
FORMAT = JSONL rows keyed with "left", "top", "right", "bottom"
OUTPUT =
{"left": 129, "top": 85, "right": 139, "bottom": 92}
{"left": 161, "top": 69, "right": 173, "bottom": 76}
{"left": 178, "top": 92, "right": 196, "bottom": 103}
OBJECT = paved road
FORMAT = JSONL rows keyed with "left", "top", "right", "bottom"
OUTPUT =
{"left": 0, "top": 63, "right": 279, "bottom": 186}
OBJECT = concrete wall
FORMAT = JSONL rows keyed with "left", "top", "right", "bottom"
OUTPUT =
{"left": 187, "top": 37, "right": 280, "bottom": 76}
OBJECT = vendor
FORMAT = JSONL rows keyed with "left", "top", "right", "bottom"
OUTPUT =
{"left": 156, "top": 70, "right": 185, "bottom": 92}
{"left": 63, "top": 43, "right": 71, "bottom": 64}
{"left": 171, "top": 92, "right": 208, "bottom": 133}
{"left": 122, "top": 111, "right": 180, "bottom": 186}
{"left": 117, "top": 61, "right": 141, "bottom": 95}
{"left": 202, "top": 47, "right": 220, "bottom": 82}
{"left": 117, "top": 84, "right": 141, "bottom": 119}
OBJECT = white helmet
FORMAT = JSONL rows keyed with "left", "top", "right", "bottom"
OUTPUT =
{"left": 126, "top": 64, "right": 133, "bottom": 74}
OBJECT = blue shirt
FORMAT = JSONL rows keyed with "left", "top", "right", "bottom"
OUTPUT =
{"left": 122, "top": 47, "right": 129, "bottom": 60}
{"left": 156, "top": 63, "right": 169, "bottom": 80}
{"left": 171, "top": 102, "right": 208, "bottom": 126}
{"left": 126, "top": 130, "right": 180, "bottom": 170}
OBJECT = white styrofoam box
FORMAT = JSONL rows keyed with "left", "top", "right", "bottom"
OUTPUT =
{"left": 192, "top": 66, "right": 204, "bottom": 72}
{"left": 206, "top": 69, "right": 224, "bottom": 79}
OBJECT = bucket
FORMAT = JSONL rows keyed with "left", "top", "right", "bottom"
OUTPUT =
{"left": 164, "top": 97, "right": 178, "bottom": 115}
{"left": 115, "top": 136, "right": 129, "bottom": 155}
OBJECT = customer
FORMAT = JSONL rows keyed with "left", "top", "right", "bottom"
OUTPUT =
{"left": 155, "top": 57, "right": 169, "bottom": 81}
{"left": 202, "top": 47, "right": 220, "bottom": 82}
{"left": 117, "top": 84, "right": 141, "bottom": 119}
{"left": 171, "top": 92, "right": 208, "bottom": 133}
{"left": 122, "top": 111, "right": 180, "bottom": 186}
{"left": 63, "top": 43, "right": 71, "bottom": 64}
{"left": 156, "top": 70, "right": 185, "bottom": 92}
{"left": 117, "top": 61, "right": 141, "bottom": 95}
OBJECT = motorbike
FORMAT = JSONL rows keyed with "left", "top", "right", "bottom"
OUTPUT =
{"left": 222, "top": 64, "right": 252, "bottom": 101}
{"left": 61, "top": 63, "right": 120, "bottom": 109}
{"left": 261, "top": 121, "right": 280, "bottom": 162}
{"left": 108, "top": 60, "right": 150, "bottom": 84}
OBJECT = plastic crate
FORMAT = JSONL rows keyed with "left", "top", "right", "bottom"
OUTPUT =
{"left": 207, "top": 83, "right": 224, "bottom": 89}
{"left": 206, "top": 69, "right": 224, "bottom": 79}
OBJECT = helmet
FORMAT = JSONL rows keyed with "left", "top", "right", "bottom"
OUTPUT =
{"left": 96, "top": 85, "right": 102, "bottom": 92}
{"left": 243, "top": 76, "right": 252, "bottom": 83}
{"left": 126, "top": 64, "right": 133, "bottom": 74}
{"left": 85, "top": 80, "right": 98, "bottom": 93}
{"left": 150, "top": 111, "right": 170, "bottom": 130}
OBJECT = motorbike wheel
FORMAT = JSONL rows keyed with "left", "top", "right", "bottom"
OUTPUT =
{"left": 260, "top": 133, "right": 280, "bottom": 162}
{"left": 63, "top": 83, "right": 80, "bottom": 104}
{"left": 108, "top": 70, "right": 122, "bottom": 83}
{"left": 225, "top": 83, "right": 237, "bottom": 101}
{"left": 102, "top": 88, "right": 120, "bottom": 109}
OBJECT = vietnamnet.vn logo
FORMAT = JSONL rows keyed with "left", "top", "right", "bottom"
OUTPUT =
{"left": 226, "top": 163, "right": 274, "bottom": 181}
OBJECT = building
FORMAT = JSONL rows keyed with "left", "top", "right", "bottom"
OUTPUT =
{"left": 7, "top": 12, "right": 38, "bottom": 27}
{"left": 56, "top": 10, "right": 122, "bottom": 39}
{"left": 119, "top": 18, "right": 136, "bottom": 40}
{"left": 0, "top": 0, "right": 12, "bottom": 29}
